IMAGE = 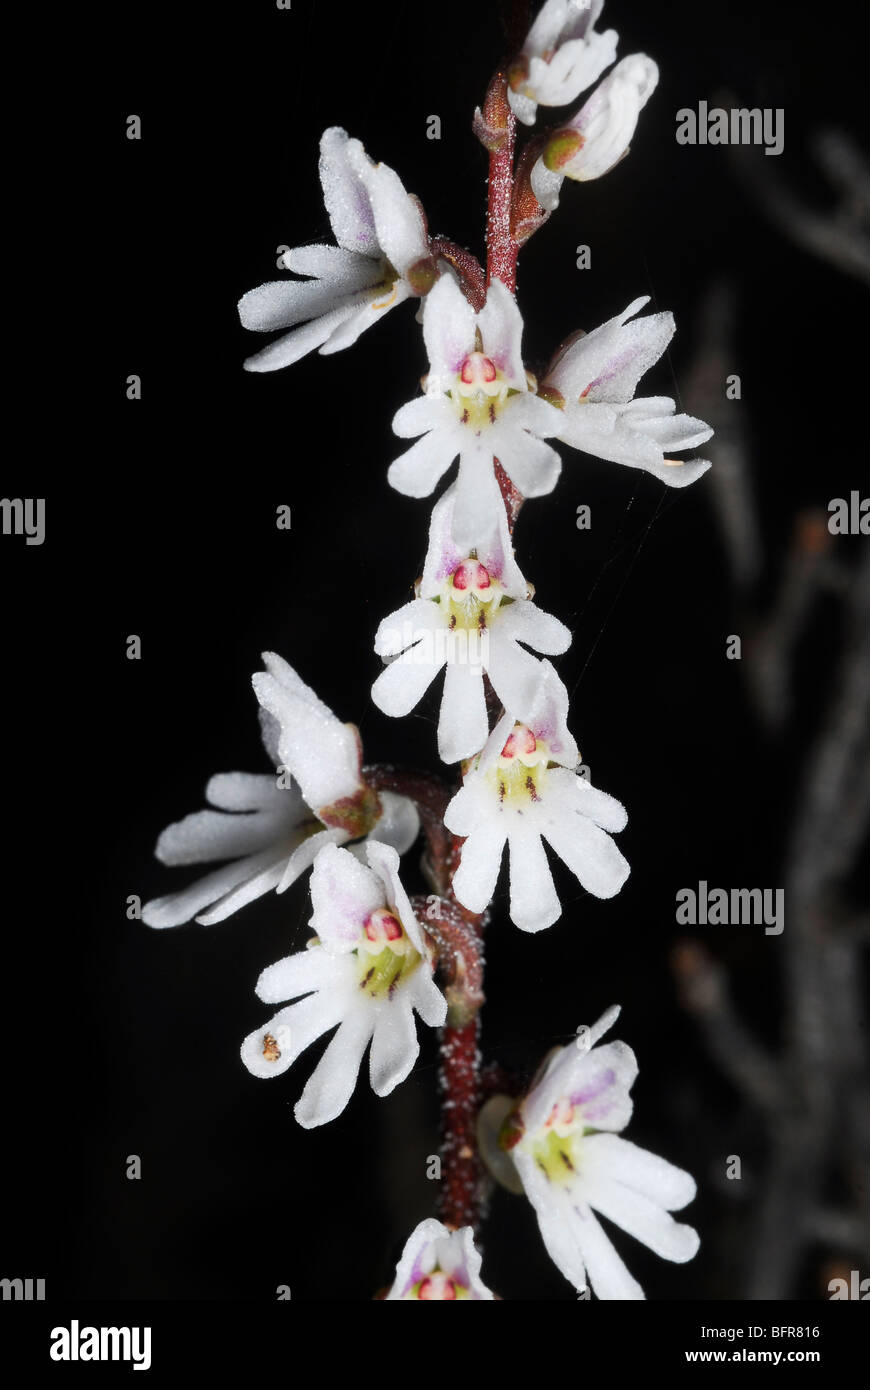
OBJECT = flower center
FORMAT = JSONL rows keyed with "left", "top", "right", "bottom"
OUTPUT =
{"left": 357, "top": 906, "right": 420, "bottom": 998}
{"left": 408, "top": 1271, "right": 469, "bottom": 1300}
{"left": 450, "top": 351, "right": 508, "bottom": 431}
{"left": 518, "top": 1098, "right": 585, "bottom": 1187}
{"left": 444, "top": 558, "right": 502, "bottom": 633}
{"left": 493, "top": 723, "right": 550, "bottom": 804}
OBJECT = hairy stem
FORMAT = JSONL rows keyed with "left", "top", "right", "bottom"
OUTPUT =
{"left": 485, "top": 73, "right": 518, "bottom": 292}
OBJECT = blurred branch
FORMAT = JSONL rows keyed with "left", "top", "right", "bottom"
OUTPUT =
{"left": 731, "top": 130, "right": 870, "bottom": 287}
{"left": 677, "top": 202, "right": 870, "bottom": 1293}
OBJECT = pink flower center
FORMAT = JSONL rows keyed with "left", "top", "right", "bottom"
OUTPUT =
{"left": 417, "top": 1273, "right": 458, "bottom": 1300}
{"left": 501, "top": 725, "right": 538, "bottom": 761}
{"left": 459, "top": 351, "right": 497, "bottom": 388}
{"left": 545, "top": 1098, "right": 577, "bottom": 1135}
{"left": 451, "top": 560, "right": 492, "bottom": 595}
{"left": 363, "top": 907, "right": 404, "bottom": 947}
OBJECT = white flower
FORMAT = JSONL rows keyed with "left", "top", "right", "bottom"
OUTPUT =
{"left": 142, "top": 653, "right": 418, "bottom": 928}
{"left": 385, "top": 1218, "right": 495, "bottom": 1300}
{"left": 238, "top": 127, "right": 436, "bottom": 373}
{"left": 531, "top": 54, "right": 659, "bottom": 210}
{"left": 371, "top": 484, "right": 570, "bottom": 763}
{"left": 443, "top": 664, "right": 628, "bottom": 931}
{"left": 388, "top": 275, "right": 564, "bottom": 551}
{"left": 500, "top": 1006, "right": 699, "bottom": 1299}
{"left": 241, "top": 841, "right": 446, "bottom": 1129}
{"left": 541, "top": 296, "right": 712, "bottom": 487}
{"left": 507, "top": 0, "right": 618, "bottom": 126}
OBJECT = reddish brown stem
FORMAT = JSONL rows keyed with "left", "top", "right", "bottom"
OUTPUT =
{"left": 437, "top": 1017, "right": 482, "bottom": 1228}
{"left": 485, "top": 73, "right": 518, "bottom": 292}
{"left": 412, "top": 894, "right": 485, "bottom": 1025}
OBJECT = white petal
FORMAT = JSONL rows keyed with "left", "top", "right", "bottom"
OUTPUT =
{"left": 242, "top": 300, "right": 362, "bottom": 372}
{"left": 525, "top": 1039, "right": 638, "bottom": 1132}
{"left": 142, "top": 849, "right": 285, "bottom": 929}
{"left": 451, "top": 820, "right": 507, "bottom": 914}
{"left": 204, "top": 772, "right": 295, "bottom": 814}
{"left": 374, "top": 597, "right": 445, "bottom": 658}
{"left": 542, "top": 810, "right": 630, "bottom": 899}
{"left": 513, "top": 1153, "right": 590, "bottom": 1293}
{"left": 585, "top": 1175, "right": 700, "bottom": 1263}
{"left": 347, "top": 144, "right": 429, "bottom": 275}
{"left": 319, "top": 127, "right": 380, "bottom": 256}
{"left": 548, "top": 299, "right": 671, "bottom": 406}
{"left": 525, "top": 660, "right": 578, "bottom": 766}
{"left": 490, "top": 425, "right": 562, "bottom": 498}
{"left": 496, "top": 600, "right": 571, "bottom": 655}
{"left": 505, "top": 391, "right": 565, "bottom": 439}
{"left": 369, "top": 1000, "right": 419, "bottom": 1096}
{"left": 583, "top": 1133, "right": 697, "bottom": 1210}
{"left": 486, "top": 631, "right": 553, "bottom": 722}
{"left": 365, "top": 840, "right": 429, "bottom": 959}
{"left": 388, "top": 429, "right": 456, "bottom": 498}
{"left": 477, "top": 279, "right": 526, "bottom": 387}
{"left": 442, "top": 775, "right": 492, "bottom": 838}
{"left": 422, "top": 274, "right": 476, "bottom": 387}
{"left": 531, "top": 29, "right": 618, "bottom": 110}
{"left": 255, "top": 945, "right": 344, "bottom": 1004}
{"left": 407, "top": 968, "right": 449, "bottom": 1029}
{"left": 476, "top": 499, "right": 528, "bottom": 597}
{"left": 369, "top": 790, "right": 420, "bottom": 858}
{"left": 564, "top": 1200, "right": 646, "bottom": 1299}
{"left": 283, "top": 242, "right": 380, "bottom": 284}
{"left": 507, "top": 824, "right": 562, "bottom": 931}
{"left": 438, "top": 661, "right": 488, "bottom": 764}
{"left": 240, "top": 988, "right": 347, "bottom": 1079}
{"left": 309, "top": 842, "right": 384, "bottom": 950}
{"left": 294, "top": 1006, "right": 374, "bottom": 1127}
{"left": 252, "top": 661, "right": 361, "bottom": 811}
{"left": 195, "top": 854, "right": 292, "bottom": 925}
{"left": 623, "top": 399, "right": 713, "bottom": 452}
{"left": 238, "top": 276, "right": 349, "bottom": 332}
{"left": 419, "top": 486, "right": 466, "bottom": 597}
{"left": 371, "top": 645, "right": 443, "bottom": 717}
{"left": 276, "top": 826, "right": 346, "bottom": 894}
{"left": 319, "top": 280, "right": 411, "bottom": 354}
{"left": 508, "top": 88, "right": 538, "bottom": 125}
{"left": 155, "top": 805, "right": 293, "bottom": 866}
{"left": 547, "top": 766, "right": 628, "bottom": 831}
{"left": 392, "top": 395, "right": 453, "bottom": 439}
{"left": 562, "top": 55, "right": 659, "bottom": 185}
{"left": 451, "top": 446, "right": 504, "bottom": 552}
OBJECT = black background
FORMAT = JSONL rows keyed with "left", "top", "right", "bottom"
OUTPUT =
{"left": 3, "top": 0, "right": 867, "bottom": 1302}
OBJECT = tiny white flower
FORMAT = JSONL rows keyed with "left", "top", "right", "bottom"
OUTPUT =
{"left": 541, "top": 296, "right": 712, "bottom": 487}
{"left": 239, "top": 127, "right": 437, "bottom": 373}
{"left": 498, "top": 1006, "right": 699, "bottom": 1299}
{"left": 507, "top": 0, "right": 618, "bottom": 126}
{"left": 372, "top": 483, "right": 570, "bottom": 763}
{"left": 385, "top": 1218, "right": 495, "bottom": 1300}
{"left": 142, "top": 653, "right": 418, "bottom": 928}
{"left": 388, "top": 274, "right": 564, "bottom": 551}
{"left": 531, "top": 54, "right": 659, "bottom": 210}
{"left": 444, "top": 663, "right": 628, "bottom": 931}
{"left": 241, "top": 841, "right": 446, "bottom": 1129}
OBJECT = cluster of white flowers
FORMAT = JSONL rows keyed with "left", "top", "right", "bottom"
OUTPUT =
{"left": 145, "top": 0, "right": 707, "bottom": 1299}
